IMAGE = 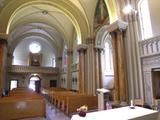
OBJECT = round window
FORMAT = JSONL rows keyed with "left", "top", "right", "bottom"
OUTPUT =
{"left": 29, "top": 42, "right": 41, "bottom": 53}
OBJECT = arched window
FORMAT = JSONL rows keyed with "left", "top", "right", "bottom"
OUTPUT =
{"left": 101, "top": 35, "right": 114, "bottom": 76}
{"left": 138, "top": 0, "right": 152, "bottom": 40}
{"left": 73, "top": 35, "right": 79, "bottom": 64}
{"left": 62, "top": 44, "right": 67, "bottom": 67}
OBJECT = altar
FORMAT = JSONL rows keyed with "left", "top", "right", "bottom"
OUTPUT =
{"left": 71, "top": 106, "right": 159, "bottom": 120}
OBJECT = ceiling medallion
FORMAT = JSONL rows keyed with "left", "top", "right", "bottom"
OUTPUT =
{"left": 42, "top": 10, "right": 48, "bottom": 15}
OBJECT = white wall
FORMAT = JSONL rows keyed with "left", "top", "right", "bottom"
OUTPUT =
{"left": 8, "top": 73, "right": 58, "bottom": 89}
{"left": 102, "top": 75, "right": 114, "bottom": 89}
{"left": 13, "top": 38, "right": 55, "bottom": 67}
{"left": 148, "top": 0, "right": 160, "bottom": 36}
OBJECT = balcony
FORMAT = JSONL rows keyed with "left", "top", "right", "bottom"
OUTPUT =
{"left": 8, "top": 65, "right": 59, "bottom": 74}
{"left": 139, "top": 35, "right": 160, "bottom": 58}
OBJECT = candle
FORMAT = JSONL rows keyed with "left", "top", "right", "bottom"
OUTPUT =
{"left": 130, "top": 100, "right": 133, "bottom": 106}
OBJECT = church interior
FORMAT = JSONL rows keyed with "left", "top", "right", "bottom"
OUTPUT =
{"left": 0, "top": 0, "right": 160, "bottom": 120}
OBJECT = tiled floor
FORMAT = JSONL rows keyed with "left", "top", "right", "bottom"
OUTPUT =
{"left": 46, "top": 102, "right": 70, "bottom": 120}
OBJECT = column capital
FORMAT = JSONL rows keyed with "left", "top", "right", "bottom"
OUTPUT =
{"left": 66, "top": 49, "right": 73, "bottom": 55}
{"left": 0, "top": 33, "right": 8, "bottom": 39}
{"left": 77, "top": 44, "right": 88, "bottom": 51}
{"left": 0, "top": 33, "right": 8, "bottom": 44}
{"left": 107, "top": 19, "right": 128, "bottom": 33}
{"left": 94, "top": 46, "right": 104, "bottom": 52}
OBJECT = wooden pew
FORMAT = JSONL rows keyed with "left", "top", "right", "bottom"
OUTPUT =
{"left": 49, "top": 90, "right": 98, "bottom": 115}
{"left": 65, "top": 95, "right": 98, "bottom": 115}
{"left": 0, "top": 88, "right": 45, "bottom": 120}
{"left": 53, "top": 91, "right": 76, "bottom": 108}
{"left": 41, "top": 87, "right": 66, "bottom": 102}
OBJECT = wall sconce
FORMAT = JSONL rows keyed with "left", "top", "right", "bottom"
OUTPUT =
{"left": 122, "top": 4, "right": 137, "bottom": 15}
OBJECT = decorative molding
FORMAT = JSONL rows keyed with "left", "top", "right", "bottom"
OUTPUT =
{"left": 0, "top": 33, "right": 8, "bottom": 40}
{"left": 142, "top": 55, "right": 160, "bottom": 72}
{"left": 141, "top": 54, "right": 160, "bottom": 105}
{"left": 71, "top": 63, "right": 79, "bottom": 71}
{"left": 139, "top": 35, "right": 160, "bottom": 57}
{"left": 77, "top": 44, "right": 88, "bottom": 51}
{"left": 8, "top": 65, "right": 59, "bottom": 74}
{"left": 107, "top": 19, "right": 128, "bottom": 33}
{"left": 95, "top": 45, "right": 104, "bottom": 50}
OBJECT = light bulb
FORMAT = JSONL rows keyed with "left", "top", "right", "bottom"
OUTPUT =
{"left": 123, "top": 4, "right": 133, "bottom": 14}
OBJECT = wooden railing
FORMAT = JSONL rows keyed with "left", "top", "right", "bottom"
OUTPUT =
{"left": 139, "top": 35, "right": 160, "bottom": 57}
{"left": 8, "top": 65, "right": 59, "bottom": 74}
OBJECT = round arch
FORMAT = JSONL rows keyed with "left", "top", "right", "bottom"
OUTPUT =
{"left": 9, "top": 32, "right": 59, "bottom": 56}
{"left": 28, "top": 74, "right": 41, "bottom": 93}
{"left": 95, "top": 25, "right": 110, "bottom": 48}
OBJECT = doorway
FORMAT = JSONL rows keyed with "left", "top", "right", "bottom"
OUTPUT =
{"left": 10, "top": 79, "right": 18, "bottom": 90}
{"left": 50, "top": 80, "right": 57, "bottom": 87}
{"left": 152, "top": 69, "right": 160, "bottom": 99}
{"left": 29, "top": 76, "right": 41, "bottom": 93}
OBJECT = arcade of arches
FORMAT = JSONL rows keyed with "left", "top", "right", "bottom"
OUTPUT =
{"left": 0, "top": 0, "right": 160, "bottom": 117}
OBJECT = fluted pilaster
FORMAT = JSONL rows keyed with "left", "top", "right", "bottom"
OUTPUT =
{"left": 66, "top": 49, "right": 73, "bottom": 90}
{"left": 94, "top": 46, "right": 103, "bottom": 90}
{"left": 107, "top": 19, "right": 128, "bottom": 102}
{"left": 77, "top": 44, "right": 87, "bottom": 93}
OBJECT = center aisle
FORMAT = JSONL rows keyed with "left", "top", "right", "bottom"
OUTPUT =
{"left": 46, "top": 102, "right": 70, "bottom": 120}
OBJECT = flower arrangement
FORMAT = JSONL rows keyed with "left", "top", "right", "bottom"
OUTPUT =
{"left": 77, "top": 105, "right": 88, "bottom": 117}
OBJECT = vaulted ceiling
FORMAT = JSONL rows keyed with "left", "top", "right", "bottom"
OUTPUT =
{"left": 0, "top": 0, "right": 118, "bottom": 57}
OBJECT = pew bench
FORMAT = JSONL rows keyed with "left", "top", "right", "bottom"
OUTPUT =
{"left": 0, "top": 88, "right": 45, "bottom": 120}
{"left": 65, "top": 95, "right": 98, "bottom": 115}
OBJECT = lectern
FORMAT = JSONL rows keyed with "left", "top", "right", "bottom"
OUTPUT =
{"left": 97, "top": 88, "right": 110, "bottom": 111}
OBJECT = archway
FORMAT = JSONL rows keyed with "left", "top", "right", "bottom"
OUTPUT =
{"left": 95, "top": 25, "right": 114, "bottom": 89}
{"left": 29, "top": 75, "right": 41, "bottom": 93}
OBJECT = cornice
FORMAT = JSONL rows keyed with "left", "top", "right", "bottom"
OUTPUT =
{"left": 107, "top": 19, "right": 128, "bottom": 33}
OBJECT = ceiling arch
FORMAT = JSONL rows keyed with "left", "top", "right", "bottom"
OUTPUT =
{"left": 8, "top": 22, "right": 64, "bottom": 48}
{"left": 0, "top": 0, "right": 119, "bottom": 48}
{"left": 9, "top": 32, "right": 59, "bottom": 56}
{"left": 0, "top": 0, "right": 91, "bottom": 45}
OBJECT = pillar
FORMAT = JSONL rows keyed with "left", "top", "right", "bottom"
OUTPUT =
{"left": 0, "top": 33, "right": 8, "bottom": 97}
{"left": 77, "top": 44, "right": 87, "bottom": 93}
{"left": 56, "top": 57, "right": 62, "bottom": 87}
{"left": 123, "top": 1, "right": 144, "bottom": 100}
{"left": 66, "top": 49, "right": 72, "bottom": 90}
{"left": 86, "top": 38, "right": 96, "bottom": 94}
{"left": 107, "top": 20, "right": 128, "bottom": 102}
{"left": 94, "top": 47, "right": 103, "bottom": 89}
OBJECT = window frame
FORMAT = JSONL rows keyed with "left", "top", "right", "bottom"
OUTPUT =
{"left": 138, "top": 0, "right": 153, "bottom": 40}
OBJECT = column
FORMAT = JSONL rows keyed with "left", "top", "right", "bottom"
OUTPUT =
{"left": 77, "top": 44, "right": 87, "bottom": 93}
{"left": 94, "top": 47, "right": 103, "bottom": 89}
{"left": 0, "top": 33, "right": 8, "bottom": 97}
{"left": 86, "top": 38, "right": 95, "bottom": 94}
{"left": 66, "top": 49, "right": 72, "bottom": 90}
{"left": 107, "top": 19, "right": 128, "bottom": 102}
{"left": 110, "top": 32, "right": 119, "bottom": 102}
{"left": 117, "top": 30, "right": 127, "bottom": 102}
{"left": 56, "top": 57, "right": 62, "bottom": 87}
{"left": 124, "top": 1, "right": 144, "bottom": 100}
